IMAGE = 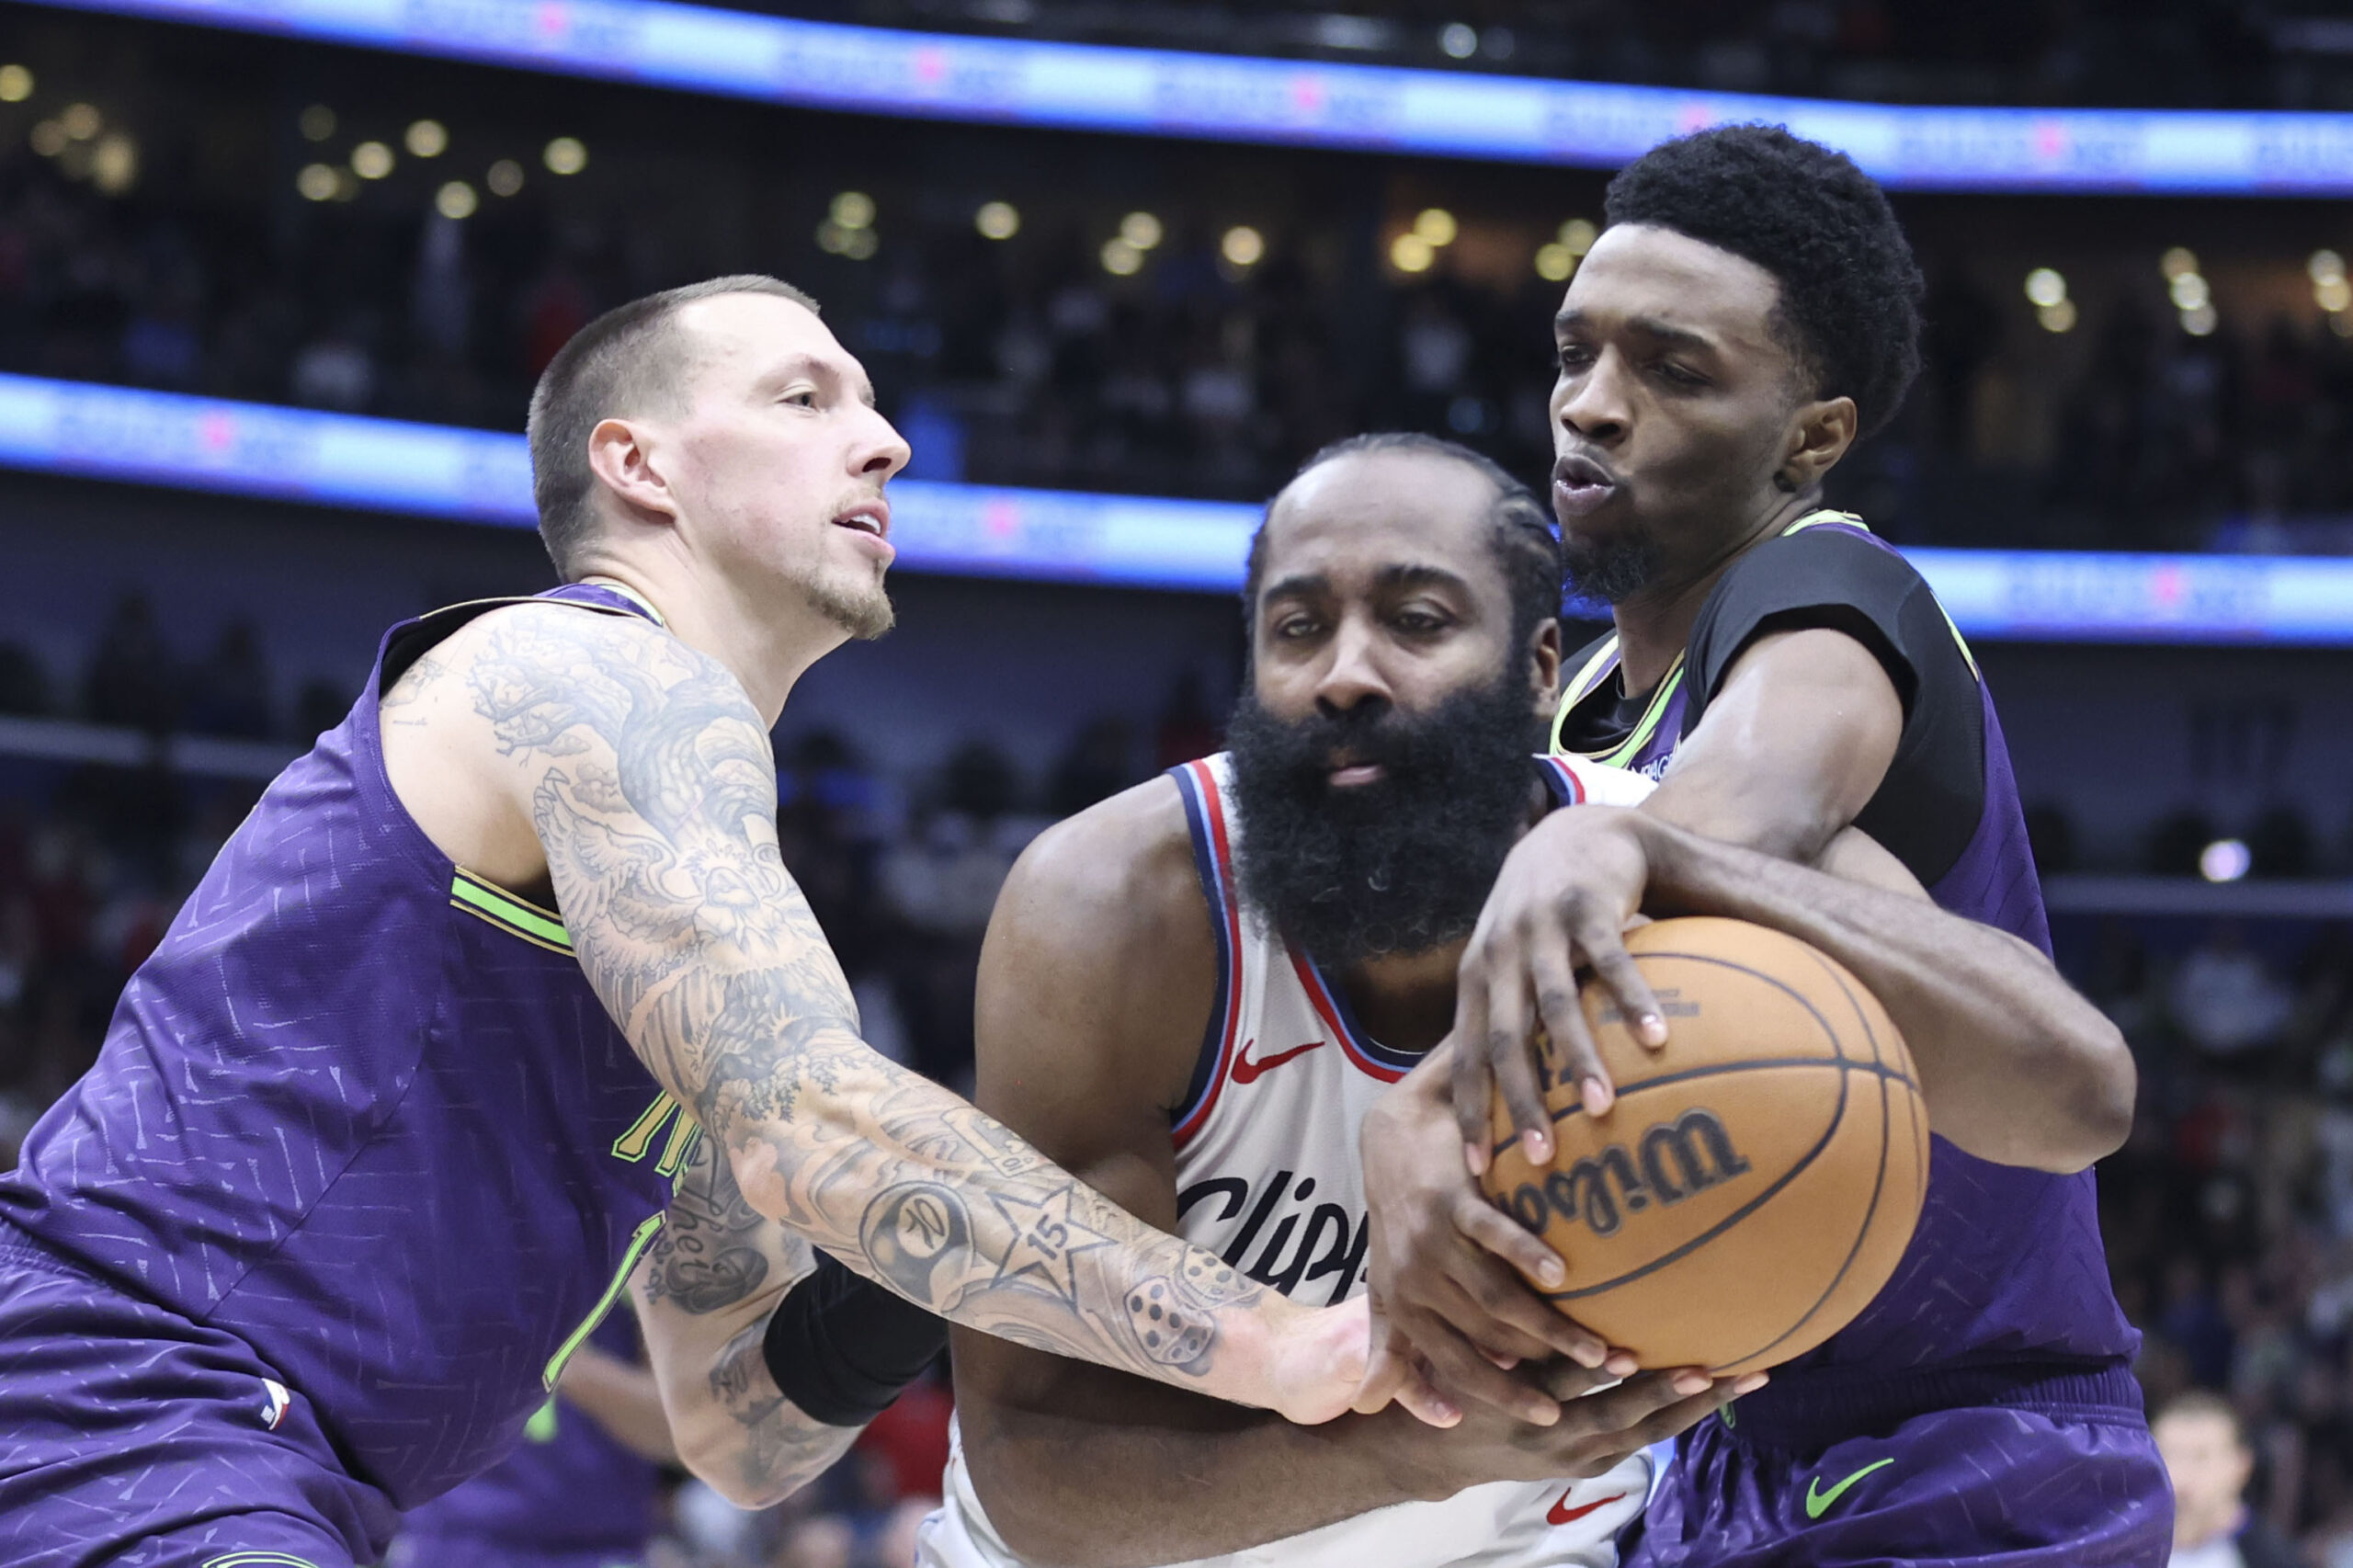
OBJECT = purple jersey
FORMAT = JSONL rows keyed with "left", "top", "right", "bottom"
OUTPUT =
{"left": 0, "top": 583, "right": 689, "bottom": 1508}
{"left": 1552, "top": 514, "right": 2138, "bottom": 1420}
{"left": 397, "top": 1313, "right": 660, "bottom": 1562}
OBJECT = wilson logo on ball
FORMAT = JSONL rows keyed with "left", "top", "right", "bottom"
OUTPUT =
{"left": 1504, "top": 1108, "right": 1754, "bottom": 1239}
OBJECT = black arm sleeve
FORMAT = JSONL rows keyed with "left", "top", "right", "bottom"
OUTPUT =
{"left": 1680, "top": 527, "right": 1986, "bottom": 886}
{"left": 762, "top": 1251, "right": 948, "bottom": 1426}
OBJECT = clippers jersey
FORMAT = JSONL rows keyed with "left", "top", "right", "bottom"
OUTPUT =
{"left": 1551, "top": 512, "right": 2138, "bottom": 1437}
{"left": 925, "top": 752, "right": 1659, "bottom": 1568}
{"left": 0, "top": 583, "right": 688, "bottom": 1509}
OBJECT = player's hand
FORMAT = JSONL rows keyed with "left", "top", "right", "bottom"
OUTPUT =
{"left": 1361, "top": 1048, "right": 1636, "bottom": 1426}
{"left": 1453, "top": 805, "right": 1669, "bottom": 1171}
{"left": 1255, "top": 1292, "right": 1374, "bottom": 1426}
{"left": 1397, "top": 1363, "right": 1760, "bottom": 1494}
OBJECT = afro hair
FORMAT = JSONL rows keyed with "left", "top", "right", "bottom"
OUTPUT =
{"left": 1603, "top": 124, "right": 1924, "bottom": 437}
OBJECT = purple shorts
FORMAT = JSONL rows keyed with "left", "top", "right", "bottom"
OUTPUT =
{"left": 0, "top": 1233, "right": 399, "bottom": 1568}
{"left": 1626, "top": 1364, "right": 2175, "bottom": 1567}
{"left": 389, "top": 1540, "right": 645, "bottom": 1568}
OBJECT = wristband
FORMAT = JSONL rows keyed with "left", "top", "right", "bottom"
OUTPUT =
{"left": 763, "top": 1251, "right": 947, "bottom": 1426}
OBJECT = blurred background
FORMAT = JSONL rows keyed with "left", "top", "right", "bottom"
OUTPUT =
{"left": 8, "top": 0, "right": 2353, "bottom": 1562}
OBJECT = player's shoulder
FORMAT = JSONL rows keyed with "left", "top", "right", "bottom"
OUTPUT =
{"left": 1725, "top": 515, "right": 1925, "bottom": 594}
{"left": 995, "top": 774, "right": 1203, "bottom": 949}
{"left": 440, "top": 594, "right": 697, "bottom": 676}
{"left": 983, "top": 773, "right": 1216, "bottom": 1085}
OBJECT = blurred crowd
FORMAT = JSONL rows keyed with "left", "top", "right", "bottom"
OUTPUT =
{"left": 8, "top": 96, "right": 2353, "bottom": 555}
{"left": 2081, "top": 915, "right": 2353, "bottom": 1562}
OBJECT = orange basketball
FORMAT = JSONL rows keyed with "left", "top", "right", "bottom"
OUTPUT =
{"left": 1478, "top": 916, "right": 1928, "bottom": 1377}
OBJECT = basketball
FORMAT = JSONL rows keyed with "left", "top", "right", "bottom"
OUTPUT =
{"left": 1480, "top": 916, "right": 1928, "bottom": 1377}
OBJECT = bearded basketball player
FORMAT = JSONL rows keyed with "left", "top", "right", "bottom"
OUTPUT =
{"left": 0, "top": 277, "right": 1378, "bottom": 1568}
{"left": 928, "top": 434, "right": 2141, "bottom": 1568}
{"left": 1362, "top": 129, "right": 2172, "bottom": 1565}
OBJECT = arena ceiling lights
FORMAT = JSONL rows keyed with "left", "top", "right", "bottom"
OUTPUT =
{"left": 0, "top": 369, "right": 2347, "bottom": 643}
{"left": 23, "top": 0, "right": 2353, "bottom": 193}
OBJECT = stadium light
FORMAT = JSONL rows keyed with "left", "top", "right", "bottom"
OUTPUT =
{"left": 0, "top": 65, "right": 34, "bottom": 102}
{"left": 404, "top": 119, "right": 447, "bottom": 157}
{"left": 1390, "top": 233, "right": 1435, "bottom": 273}
{"left": 435, "top": 179, "right": 477, "bottom": 219}
{"left": 486, "top": 158, "right": 523, "bottom": 196}
{"left": 2024, "top": 267, "right": 2067, "bottom": 308}
{"left": 1120, "top": 211, "right": 1163, "bottom": 250}
{"left": 542, "top": 136, "right": 585, "bottom": 175}
{"left": 1220, "top": 225, "right": 1263, "bottom": 267}
{"left": 2200, "top": 839, "right": 2253, "bottom": 882}
{"left": 830, "top": 190, "right": 875, "bottom": 229}
{"left": 1414, "top": 208, "right": 1457, "bottom": 246}
{"left": 1534, "top": 243, "right": 1574, "bottom": 282}
{"left": 351, "top": 141, "right": 393, "bottom": 179}
{"left": 299, "top": 104, "right": 335, "bottom": 142}
{"left": 975, "top": 200, "right": 1019, "bottom": 240}
{"left": 1100, "top": 236, "right": 1142, "bottom": 275}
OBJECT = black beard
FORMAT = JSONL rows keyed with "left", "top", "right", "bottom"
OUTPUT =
{"left": 1561, "top": 529, "right": 1664, "bottom": 605}
{"left": 1225, "top": 671, "right": 1545, "bottom": 967}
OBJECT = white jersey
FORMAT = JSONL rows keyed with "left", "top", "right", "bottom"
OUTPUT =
{"left": 922, "top": 753, "right": 1661, "bottom": 1568}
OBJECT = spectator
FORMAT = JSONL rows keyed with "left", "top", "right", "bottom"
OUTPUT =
{"left": 83, "top": 592, "right": 176, "bottom": 733}
{"left": 2156, "top": 1391, "right": 2306, "bottom": 1568}
{"left": 2174, "top": 924, "right": 2298, "bottom": 1062}
{"left": 180, "top": 619, "right": 273, "bottom": 740}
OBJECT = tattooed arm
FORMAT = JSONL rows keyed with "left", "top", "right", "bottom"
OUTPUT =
{"left": 631, "top": 1133, "right": 859, "bottom": 1507}
{"left": 444, "top": 601, "right": 1368, "bottom": 1422}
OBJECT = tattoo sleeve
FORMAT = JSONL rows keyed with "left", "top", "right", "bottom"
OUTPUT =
{"left": 634, "top": 1134, "right": 856, "bottom": 1505}
{"left": 473, "top": 607, "right": 1296, "bottom": 1409}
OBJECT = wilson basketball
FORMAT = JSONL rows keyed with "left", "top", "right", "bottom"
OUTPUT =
{"left": 1480, "top": 916, "right": 1928, "bottom": 1377}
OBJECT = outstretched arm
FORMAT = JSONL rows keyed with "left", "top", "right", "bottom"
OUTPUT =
{"left": 1367, "top": 808, "right": 2131, "bottom": 1419}
{"left": 460, "top": 603, "right": 1366, "bottom": 1423}
{"left": 631, "top": 1133, "right": 860, "bottom": 1507}
{"left": 1459, "top": 627, "right": 1905, "bottom": 1162}
{"left": 1631, "top": 814, "right": 2132, "bottom": 1169}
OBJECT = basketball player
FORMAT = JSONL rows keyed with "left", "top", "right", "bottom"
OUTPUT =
{"left": 1362, "top": 129, "right": 2172, "bottom": 1562}
{"left": 0, "top": 277, "right": 1381, "bottom": 1568}
{"left": 390, "top": 1315, "right": 671, "bottom": 1568}
{"left": 929, "top": 434, "right": 2145, "bottom": 1568}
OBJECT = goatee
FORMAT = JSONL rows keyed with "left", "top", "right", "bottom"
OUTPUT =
{"left": 1561, "top": 529, "right": 1663, "bottom": 605}
{"left": 1225, "top": 669, "right": 1545, "bottom": 967}
{"left": 810, "top": 577, "right": 895, "bottom": 641}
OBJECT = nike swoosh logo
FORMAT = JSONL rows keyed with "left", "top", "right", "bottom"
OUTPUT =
{"left": 1803, "top": 1458, "right": 1894, "bottom": 1519}
{"left": 1231, "top": 1040, "right": 1324, "bottom": 1085}
{"left": 1547, "top": 1490, "right": 1628, "bottom": 1527}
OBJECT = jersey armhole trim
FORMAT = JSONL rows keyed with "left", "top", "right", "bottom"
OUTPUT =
{"left": 1169, "top": 760, "right": 1245, "bottom": 1147}
{"left": 1539, "top": 756, "right": 1587, "bottom": 807}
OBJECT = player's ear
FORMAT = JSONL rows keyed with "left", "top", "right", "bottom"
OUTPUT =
{"left": 1780, "top": 394, "right": 1858, "bottom": 493}
{"left": 586, "top": 416, "right": 684, "bottom": 528}
{"left": 1526, "top": 617, "right": 1563, "bottom": 718}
